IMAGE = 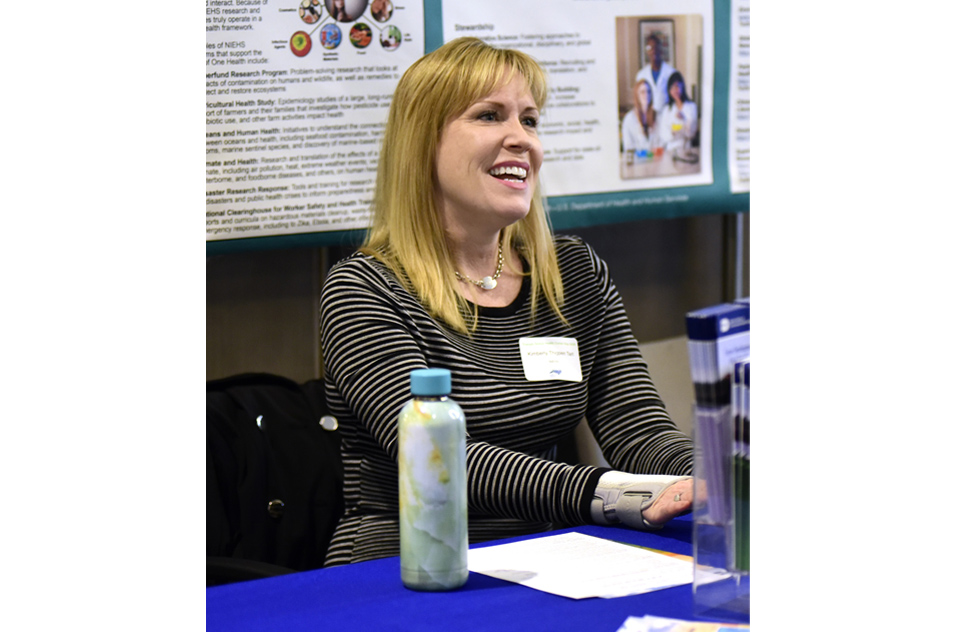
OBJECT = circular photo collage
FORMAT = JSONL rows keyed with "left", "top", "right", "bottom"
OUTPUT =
{"left": 290, "top": 0, "right": 402, "bottom": 54}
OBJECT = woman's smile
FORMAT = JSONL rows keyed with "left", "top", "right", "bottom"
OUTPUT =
{"left": 488, "top": 161, "right": 530, "bottom": 187}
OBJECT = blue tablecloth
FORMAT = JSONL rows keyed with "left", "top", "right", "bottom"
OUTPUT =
{"left": 207, "top": 515, "right": 745, "bottom": 632}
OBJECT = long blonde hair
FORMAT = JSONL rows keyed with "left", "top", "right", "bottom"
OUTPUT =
{"left": 362, "top": 37, "right": 566, "bottom": 334}
{"left": 634, "top": 78, "right": 655, "bottom": 136}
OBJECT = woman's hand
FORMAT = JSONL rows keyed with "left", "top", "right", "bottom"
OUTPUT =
{"left": 641, "top": 477, "right": 694, "bottom": 527}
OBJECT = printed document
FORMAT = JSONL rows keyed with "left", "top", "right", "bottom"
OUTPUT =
{"left": 467, "top": 532, "right": 694, "bottom": 600}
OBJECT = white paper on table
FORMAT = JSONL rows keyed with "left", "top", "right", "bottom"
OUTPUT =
{"left": 466, "top": 532, "right": 694, "bottom": 600}
{"left": 617, "top": 615, "right": 750, "bottom": 632}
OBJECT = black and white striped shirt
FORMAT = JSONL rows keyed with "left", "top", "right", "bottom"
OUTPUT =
{"left": 320, "top": 235, "right": 693, "bottom": 565}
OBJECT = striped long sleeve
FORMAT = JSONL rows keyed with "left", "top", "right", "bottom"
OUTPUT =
{"left": 320, "top": 235, "right": 692, "bottom": 565}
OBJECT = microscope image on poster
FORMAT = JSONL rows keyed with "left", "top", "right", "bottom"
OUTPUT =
{"left": 292, "top": 0, "right": 403, "bottom": 57}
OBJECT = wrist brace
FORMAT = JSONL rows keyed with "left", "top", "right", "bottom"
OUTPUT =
{"left": 590, "top": 471, "right": 692, "bottom": 530}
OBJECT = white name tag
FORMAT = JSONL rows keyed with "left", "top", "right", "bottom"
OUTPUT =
{"left": 518, "top": 337, "right": 583, "bottom": 382}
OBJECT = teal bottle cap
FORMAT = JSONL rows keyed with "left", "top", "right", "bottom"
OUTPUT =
{"left": 410, "top": 368, "right": 451, "bottom": 396}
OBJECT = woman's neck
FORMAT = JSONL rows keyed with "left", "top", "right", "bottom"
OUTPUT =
{"left": 448, "top": 231, "right": 501, "bottom": 280}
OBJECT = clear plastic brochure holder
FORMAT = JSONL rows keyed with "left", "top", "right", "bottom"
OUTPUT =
{"left": 692, "top": 404, "right": 750, "bottom": 622}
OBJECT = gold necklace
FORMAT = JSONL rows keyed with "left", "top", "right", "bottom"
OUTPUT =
{"left": 455, "top": 244, "right": 503, "bottom": 290}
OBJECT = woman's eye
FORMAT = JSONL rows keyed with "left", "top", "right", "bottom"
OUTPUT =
{"left": 522, "top": 116, "right": 539, "bottom": 128}
{"left": 477, "top": 111, "right": 498, "bottom": 122}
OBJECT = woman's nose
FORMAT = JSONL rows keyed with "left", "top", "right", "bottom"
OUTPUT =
{"left": 503, "top": 117, "right": 534, "bottom": 150}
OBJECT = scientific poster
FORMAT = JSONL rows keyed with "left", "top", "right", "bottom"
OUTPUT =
{"left": 206, "top": 0, "right": 743, "bottom": 249}
{"left": 728, "top": 0, "right": 750, "bottom": 193}
{"left": 205, "top": 0, "right": 424, "bottom": 241}
{"left": 442, "top": 0, "right": 714, "bottom": 199}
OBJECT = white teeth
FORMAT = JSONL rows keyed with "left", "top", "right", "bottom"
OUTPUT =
{"left": 489, "top": 165, "right": 527, "bottom": 179}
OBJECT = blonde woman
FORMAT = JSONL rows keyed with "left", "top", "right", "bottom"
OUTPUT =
{"left": 320, "top": 37, "right": 694, "bottom": 566}
{"left": 621, "top": 78, "right": 657, "bottom": 156}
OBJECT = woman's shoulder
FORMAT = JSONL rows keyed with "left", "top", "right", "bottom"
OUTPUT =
{"left": 325, "top": 250, "right": 402, "bottom": 290}
{"left": 552, "top": 234, "right": 601, "bottom": 267}
{"left": 552, "top": 233, "right": 586, "bottom": 250}
{"left": 551, "top": 235, "right": 612, "bottom": 297}
{"left": 327, "top": 250, "right": 376, "bottom": 275}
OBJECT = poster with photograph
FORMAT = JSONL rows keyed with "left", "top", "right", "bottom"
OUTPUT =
{"left": 442, "top": 0, "right": 714, "bottom": 199}
{"left": 728, "top": 0, "right": 750, "bottom": 193}
{"left": 205, "top": 0, "right": 424, "bottom": 242}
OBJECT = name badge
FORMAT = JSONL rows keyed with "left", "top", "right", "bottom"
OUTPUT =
{"left": 518, "top": 337, "right": 582, "bottom": 382}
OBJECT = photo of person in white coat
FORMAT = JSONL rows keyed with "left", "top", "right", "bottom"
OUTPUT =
{"left": 658, "top": 71, "right": 698, "bottom": 152}
{"left": 621, "top": 78, "right": 658, "bottom": 157}
{"left": 634, "top": 34, "right": 675, "bottom": 116}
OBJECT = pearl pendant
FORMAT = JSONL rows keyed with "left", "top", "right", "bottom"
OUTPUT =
{"left": 480, "top": 276, "right": 497, "bottom": 290}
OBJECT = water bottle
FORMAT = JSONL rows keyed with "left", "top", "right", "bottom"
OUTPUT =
{"left": 398, "top": 368, "right": 468, "bottom": 590}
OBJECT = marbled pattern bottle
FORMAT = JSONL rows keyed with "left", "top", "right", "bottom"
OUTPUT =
{"left": 398, "top": 368, "right": 468, "bottom": 590}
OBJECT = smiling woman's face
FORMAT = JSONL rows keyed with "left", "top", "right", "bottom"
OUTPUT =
{"left": 433, "top": 73, "right": 543, "bottom": 236}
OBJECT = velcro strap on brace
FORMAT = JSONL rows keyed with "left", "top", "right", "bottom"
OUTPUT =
{"left": 590, "top": 471, "right": 692, "bottom": 530}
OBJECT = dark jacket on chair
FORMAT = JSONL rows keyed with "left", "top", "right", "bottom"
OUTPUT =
{"left": 207, "top": 373, "right": 343, "bottom": 586}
